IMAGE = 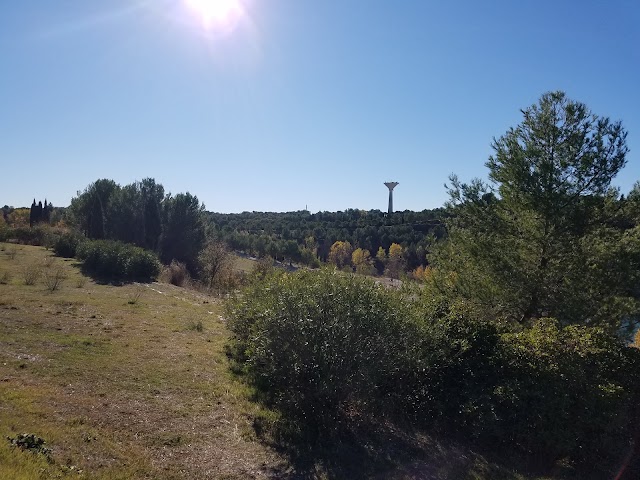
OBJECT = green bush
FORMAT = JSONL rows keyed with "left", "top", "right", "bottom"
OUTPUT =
{"left": 227, "top": 271, "right": 640, "bottom": 471}
{"left": 128, "top": 247, "right": 162, "bottom": 280}
{"left": 6, "top": 226, "right": 52, "bottom": 246}
{"left": 76, "top": 239, "right": 160, "bottom": 281}
{"left": 405, "top": 299, "right": 503, "bottom": 430}
{"left": 409, "top": 304, "right": 640, "bottom": 470}
{"left": 226, "top": 269, "right": 417, "bottom": 434}
{"left": 7, "top": 433, "right": 51, "bottom": 457}
{"left": 53, "top": 232, "right": 83, "bottom": 258}
{"left": 490, "top": 320, "right": 639, "bottom": 466}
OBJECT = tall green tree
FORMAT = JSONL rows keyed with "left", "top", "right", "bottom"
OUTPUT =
{"left": 69, "top": 179, "right": 119, "bottom": 239}
{"left": 139, "top": 178, "right": 164, "bottom": 251}
{"left": 160, "top": 192, "right": 206, "bottom": 274}
{"left": 108, "top": 183, "right": 142, "bottom": 245}
{"left": 435, "top": 91, "right": 637, "bottom": 328}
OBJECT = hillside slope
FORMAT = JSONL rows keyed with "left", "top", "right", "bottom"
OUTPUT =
{"left": 0, "top": 243, "right": 286, "bottom": 479}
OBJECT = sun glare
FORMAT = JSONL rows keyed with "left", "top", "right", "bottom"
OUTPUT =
{"left": 184, "top": 0, "right": 244, "bottom": 32}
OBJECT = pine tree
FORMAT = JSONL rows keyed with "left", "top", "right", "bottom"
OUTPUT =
{"left": 436, "top": 91, "right": 636, "bottom": 328}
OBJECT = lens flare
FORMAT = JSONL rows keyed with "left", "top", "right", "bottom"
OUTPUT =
{"left": 184, "top": 0, "right": 244, "bottom": 32}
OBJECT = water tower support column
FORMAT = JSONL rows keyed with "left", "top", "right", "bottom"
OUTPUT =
{"left": 384, "top": 182, "right": 399, "bottom": 214}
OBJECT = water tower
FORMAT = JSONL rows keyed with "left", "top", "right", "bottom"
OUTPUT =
{"left": 384, "top": 182, "right": 399, "bottom": 214}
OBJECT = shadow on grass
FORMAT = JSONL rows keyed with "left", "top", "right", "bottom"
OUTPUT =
{"left": 250, "top": 407, "right": 618, "bottom": 480}
{"left": 253, "top": 413, "right": 527, "bottom": 480}
{"left": 69, "top": 261, "right": 156, "bottom": 286}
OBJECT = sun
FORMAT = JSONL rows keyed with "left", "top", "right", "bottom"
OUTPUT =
{"left": 184, "top": 0, "right": 244, "bottom": 31}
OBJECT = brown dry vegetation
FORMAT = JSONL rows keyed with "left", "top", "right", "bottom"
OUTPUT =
{"left": 0, "top": 243, "right": 286, "bottom": 479}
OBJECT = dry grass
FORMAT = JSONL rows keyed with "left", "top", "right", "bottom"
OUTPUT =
{"left": 0, "top": 243, "right": 287, "bottom": 479}
{"left": 6, "top": 245, "right": 19, "bottom": 259}
{"left": 232, "top": 254, "right": 258, "bottom": 274}
{"left": 21, "top": 263, "right": 41, "bottom": 285}
{"left": 43, "top": 265, "right": 66, "bottom": 291}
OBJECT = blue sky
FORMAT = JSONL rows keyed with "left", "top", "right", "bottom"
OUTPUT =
{"left": 1, "top": 0, "right": 639, "bottom": 213}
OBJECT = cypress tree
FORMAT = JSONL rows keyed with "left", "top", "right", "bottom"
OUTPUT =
{"left": 29, "top": 199, "right": 36, "bottom": 227}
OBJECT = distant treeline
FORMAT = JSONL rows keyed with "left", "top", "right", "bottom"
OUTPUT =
{"left": 4, "top": 179, "right": 449, "bottom": 275}
{"left": 209, "top": 209, "right": 447, "bottom": 270}
{"left": 1, "top": 203, "right": 63, "bottom": 229}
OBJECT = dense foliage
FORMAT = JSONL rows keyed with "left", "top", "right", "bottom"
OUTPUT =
{"left": 8, "top": 182, "right": 444, "bottom": 279}
{"left": 227, "top": 269, "right": 416, "bottom": 433}
{"left": 210, "top": 208, "right": 445, "bottom": 271}
{"left": 409, "top": 302, "right": 639, "bottom": 466}
{"left": 76, "top": 239, "right": 160, "bottom": 280}
{"left": 0, "top": 225, "right": 57, "bottom": 247}
{"left": 67, "top": 178, "right": 206, "bottom": 274}
{"left": 433, "top": 91, "right": 640, "bottom": 330}
{"left": 53, "top": 231, "right": 83, "bottom": 258}
{"left": 158, "top": 192, "right": 206, "bottom": 273}
{"left": 227, "top": 269, "right": 640, "bottom": 472}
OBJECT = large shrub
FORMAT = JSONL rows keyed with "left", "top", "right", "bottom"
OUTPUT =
{"left": 490, "top": 320, "right": 639, "bottom": 466}
{"left": 53, "top": 232, "right": 83, "bottom": 258}
{"left": 226, "top": 269, "right": 418, "bottom": 433}
{"left": 76, "top": 239, "right": 160, "bottom": 281}
{"left": 227, "top": 271, "right": 640, "bottom": 472}
{"left": 408, "top": 303, "right": 640, "bottom": 471}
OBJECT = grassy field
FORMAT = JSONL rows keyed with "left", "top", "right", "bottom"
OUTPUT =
{"left": 232, "top": 254, "right": 258, "bottom": 274}
{"left": 0, "top": 243, "right": 285, "bottom": 479}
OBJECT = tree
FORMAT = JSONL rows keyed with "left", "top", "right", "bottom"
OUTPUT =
{"left": 108, "top": 183, "right": 142, "bottom": 245}
{"left": 139, "top": 178, "right": 164, "bottom": 251}
{"left": 375, "top": 246, "right": 387, "bottom": 274}
{"left": 299, "top": 236, "right": 320, "bottom": 267}
{"left": 436, "top": 91, "right": 636, "bottom": 328}
{"left": 160, "top": 193, "right": 206, "bottom": 274}
{"left": 29, "top": 199, "right": 37, "bottom": 227}
{"left": 69, "top": 179, "right": 118, "bottom": 239}
{"left": 43, "top": 199, "right": 52, "bottom": 223}
{"left": 411, "top": 265, "right": 432, "bottom": 282}
{"left": 199, "top": 241, "right": 233, "bottom": 289}
{"left": 6, "top": 208, "right": 30, "bottom": 227}
{"left": 283, "top": 239, "right": 301, "bottom": 266}
{"left": 328, "top": 241, "right": 353, "bottom": 269}
{"left": 68, "top": 178, "right": 166, "bottom": 250}
{"left": 386, "top": 243, "right": 404, "bottom": 279}
{"left": 352, "top": 248, "right": 374, "bottom": 275}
